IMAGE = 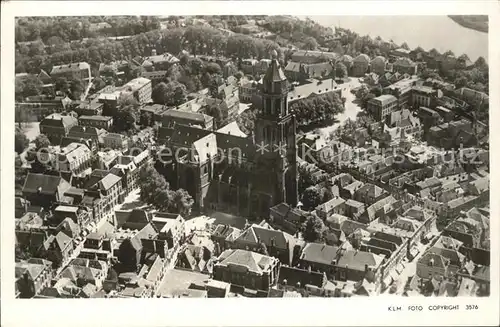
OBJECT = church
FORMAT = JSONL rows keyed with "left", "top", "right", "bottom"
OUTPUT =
{"left": 157, "top": 51, "right": 298, "bottom": 219}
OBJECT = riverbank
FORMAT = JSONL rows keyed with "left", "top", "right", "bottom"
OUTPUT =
{"left": 448, "top": 15, "right": 488, "bottom": 34}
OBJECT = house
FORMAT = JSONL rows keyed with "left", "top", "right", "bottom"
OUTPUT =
{"left": 353, "top": 183, "right": 386, "bottom": 205}
{"left": 416, "top": 251, "right": 450, "bottom": 281}
{"left": 22, "top": 173, "right": 71, "bottom": 208}
{"left": 117, "top": 223, "right": 159, "bottom": 271}
{"left": 177, "top": 244, "right": 212, "bottom": 273}
{"left": 60, "top": 258, "right": 108, "bottom": 289}
{"left": 345, "top": 199, "right": 366, "bottom": 219}
{"left": 290, "top": 50, "right": 338, "bottom": 64}
{"left": 315, "top": 197, "right": 346, "bottom": 219}
{"left": 335, "top": 249, "right": 385, "bottom": 282}
{"left": 78, "top": 115, "right": 113, "bottom": 131}
{"left": 352, "top": 54, "right": 370, "bottom": 77}
{"left": 55, "top": 217, "right": 81, "bottom": 239}
{"left": 53, "top": 204, "right": 91, "bottom": 226}
{"left": 359, "top": 195, "right": 397, "bottom": 224}
{"left": 234, "top": 225, "right": 296, "bottom": 266}
{"left": 103, "top": 133, "right": 129, "bottom": 151}
{"left": 120, "top": 77, "right": 153, "bottom": 105}
{"left": 56, "top": 142, "right": 93, "bottom": 175}
{"left": 41, "top": 231, "right": 74, "bottom": 268}
{"left": 212, "top": 249, "right": 280, "bottom": 291}
{"left": 39, "top": 113, "right": 79, "bottom": 144}
{"left": 68, "top": 126, "right": 107, "bottom": 144}
{"left": 269, "top": 202, "right": 308, "bottom": 234}
{"left": 15, "top": 258, "right": 54, "bottom": 298}
{"left": 211, "top": 224, "right": 242, "bottom": 255}
{"left": 142, "top": 52, "right": 180, "bottom": 71}
{"left": 298, "top": 243, "right": 340, "bottom": 278}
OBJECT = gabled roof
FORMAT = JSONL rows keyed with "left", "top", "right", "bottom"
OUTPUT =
{"left": 300, "top": 243, "right": 339, "bottom": 265}
{"left": 418, "top": 251, "right": 449, "bottom": 269}
{"left": 98, "top": 173, "right": 121, "bottom": 191}
{"left": 263, "top": 58, "right": 287, "bottom": 83}
{"left": 217, "top": 249, "right": 275, "bottom": 274}
{"left": 236, "top": 225, "right": 290, "bottom": 249}
{"left": 22, "top": 173, "right": 68, "bottom": 195}
{"left": 337, "top": 250, "right": 385, "bottom": 271}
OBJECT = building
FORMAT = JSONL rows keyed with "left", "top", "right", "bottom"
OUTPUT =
{"left": 160, "top": 51, "right": 298, "bottom": 217}
{"left": 383, "top": 77, "right": 419, "bottom": 109}
{"left": 121, "top": 77, "right": 152, "bottom": 105}
{"left": 15, "top": 259, "right": 54, "bottom": 298}
{"left": 103, "top": 133, "right": 129, "bottom": 151}
{"left": 50, "top": 62, "right": 91, "bottom": 86}
{"left": 411, "top": 85, "right": 438, "bottom": 108}
{"left": 335, "top": 249, "right": 385, "bottom": 282}
{"left": 39, "top": 113, "right": 79, "bottom": 144}
{"left": 284, "top": 61, "right": 334, "bottom": 82}
{"left": 22, "top": 173, "right": 71, "bottom": 208}
{"left": 299, "top": 243, "right": 339, "bottom": 278}
{"left": 142, "top": 52, "right": 180, "bottom": 71}
{"left": 162, "top": 109, "right": 214, "bottom": 130}
{"left": 393, "top": 57, "right": 418, "bottom": 75}
{"left": 352, "top": 54, "right": 370, "bottom": 77}
{"left": 68, "top": 126, "right": 107, "bottom": 144}
{"left": 212, "top": 249, "right": 280, "bottom": 291}
{"left": 56, "top": 142, "right": 93, "bottom": 175}
{"left": 367, "top": 94, "right": 398, "bottom": 122}
{"left": 78, "top": 115, "right": 113, "bottom": 130}
{"left": 316, "top": 197, "right": 346, "bottom": 219}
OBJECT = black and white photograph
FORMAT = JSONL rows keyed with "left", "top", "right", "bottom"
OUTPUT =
{"left": 1, "top": 1, "right": 499, "bottom": 326}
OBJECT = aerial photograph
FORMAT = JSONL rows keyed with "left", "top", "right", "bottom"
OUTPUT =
{"left": 14, "top": 15, "right": 489, "bottom": 299}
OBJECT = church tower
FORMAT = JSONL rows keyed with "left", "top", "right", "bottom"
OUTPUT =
{"left": 254, "top": 50, "right": 298, "bottom": 206}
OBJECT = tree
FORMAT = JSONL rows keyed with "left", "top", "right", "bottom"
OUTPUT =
{"left": 169, "top": 189, "right": 194, "bottom": 216}
{"left": 443, "top": 50, "right": 455, "bottom": 57}
{"left": 303, "top": 36, "right": 318, "bottom": 50}
{"left": 428, "top": 48, "right": 440, "bottom": 57}
{"left": 152, "top": 81, "right": 187, "bottom": 106}
{"left": 400, "top": 42, "right": 410, "bottom": 50}
{"left": 458, "top": 53, "right": 470, "bottom": 61}
{"left": 15, "top": 130, "right": 29, "bottom": 154}
{"left": 302, "top": 214, "right": 326, "bottom": 243}
{"left": 205, "top": 62, "right": 222, "bottom": 75}
{"left": 92, "top": 77, "right": 106, "bottom": 91}
{"left": 21, "top": 76, "right": 43, "bottom": 98}
{"left": 69, "top": 78, "right": 84, "bottom": 100}
{"left": 301, "top": 186, "right": 323, "bottom": 211}
{"left": 34, "top": 134, "right": 50, "bottom": 150}
{"left": 114, "top": 93, "right": 139, "bottom": 132}
{"left": 335, "top": 62, "right": 348, "bottom": 79}
{"left": 55, "top": 77, "right": 69, "bottom": 93}
{"left": 474, "top": 56, "right": 488, "bottom": 70}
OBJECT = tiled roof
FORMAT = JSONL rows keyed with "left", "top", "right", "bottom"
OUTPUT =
{"left": 337, "top": 250, "right": 385, "bottom": 271}
{"left": 300, "top": 243, "right": 339, "bottom": 265}
{"left": 217, "top": 249, "right": 275, "bottom": 274}
{"left": 22, "top": 173, "right": 67, "bottom": 195}
{"left": 236, "top": 225, "right": 290, "bottom": 249}
{"left": 98, "top": 173, "right": 121, "bottom": 191}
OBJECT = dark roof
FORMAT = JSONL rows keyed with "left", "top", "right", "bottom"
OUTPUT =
{"left": 264, "top": 58, "right": 287, "bottom": 82}
{"left": 337, "top": 250, "right": 384, "bottom": 271}
{"left": 300, "top": 243, "right": 339, "bottom": 265}
{"left": 120, "top": 209, "right": 151, "bottom": 229}
{"left": 22, "top": 173, "right": 66, "bottom": 195}
{"left": 278, "top": 266, "right": 325, "bottom": 288}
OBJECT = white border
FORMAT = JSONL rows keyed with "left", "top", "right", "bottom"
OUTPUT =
{"left": 1, "top": 1, "right": 499, "bottom": 326}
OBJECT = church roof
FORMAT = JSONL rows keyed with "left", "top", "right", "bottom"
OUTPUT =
{"left": 264, "top": 59, "right": 287, "bottom": 83}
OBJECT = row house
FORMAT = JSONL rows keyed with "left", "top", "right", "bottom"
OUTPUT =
{"left": 56, "top": 142, "right": 93, "bottom": 175}
{"left": 50, "top": 62, "right": 91, "bottom": 86}
{"left": 316, "top": 197, "right": 346, "bottom": 220}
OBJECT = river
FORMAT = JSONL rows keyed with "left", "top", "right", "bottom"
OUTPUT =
{"left": 305, "top": 16, "right": 488, "bottom": 62}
